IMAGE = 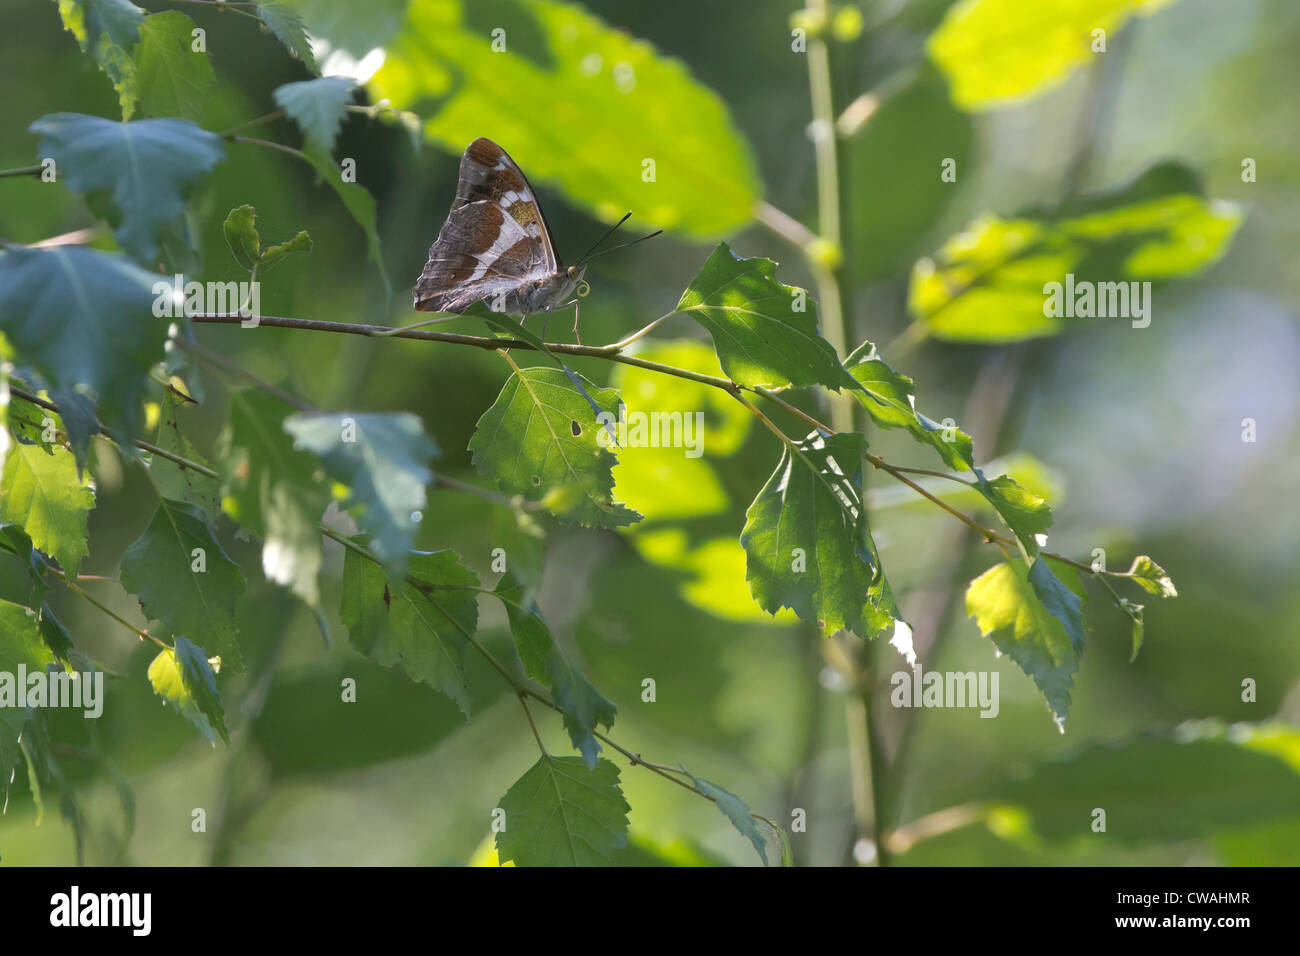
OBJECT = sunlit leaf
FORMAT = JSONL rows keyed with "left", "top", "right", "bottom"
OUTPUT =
{"left": 742, "top": 431, "right": 896, "bottom": 639}
{"left": 929, "top": 0, "right": 1183, "bottom": 111}
{"left": 369, "top": 0, "right": 759, "bottom": 236}
{"left": 678, "top": 243, "right": 857, "bottom": 391}
{"left": 147, "top": 635, "right": 226, "bottom": 744}
{"left": 274, "top": 76, "right": 356, "bottom": 154}
{"left": 53, "top": 0, "right": 145, "bottom": 118}
{"left": 468, "top": 366, "right": 639, "bottom": 529}
{"left": 0, "top": 443, "right": 95, "bottom": 579}
{"left": 909, "top": 162, "right": 1241, "bottom": 342}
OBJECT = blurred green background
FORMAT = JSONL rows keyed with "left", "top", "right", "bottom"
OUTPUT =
{"left": 1, "top": 0, "right": 1297, "bottom": 866}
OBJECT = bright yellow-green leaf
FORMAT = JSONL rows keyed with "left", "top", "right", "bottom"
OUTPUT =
{"left": 929, "top": 0, "right": 1183, "bottom": 111}
{"left": 369, "top": 0, "right": 760, "bottom": 236}
{"left": 0, "top": 443, "right": 95, "bottom": 579}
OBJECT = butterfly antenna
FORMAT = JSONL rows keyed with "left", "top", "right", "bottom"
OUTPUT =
{"left": 575, "top": 212, "right": 632, "bottom": 266}
{"left": 577, "top": 228, "right": 663, "bottom": 264}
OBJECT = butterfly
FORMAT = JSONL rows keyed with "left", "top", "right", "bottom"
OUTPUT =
{"left": 413, "top": 137, "right": 657, "bottom": 333}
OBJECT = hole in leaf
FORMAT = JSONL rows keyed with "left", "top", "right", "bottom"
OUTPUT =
{"left": 570, "top": 420, "right": 582, "bottom": 437}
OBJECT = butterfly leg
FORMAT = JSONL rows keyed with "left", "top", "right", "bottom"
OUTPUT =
{"left": 571, "top": 298, "right": 582, "bottom": 346}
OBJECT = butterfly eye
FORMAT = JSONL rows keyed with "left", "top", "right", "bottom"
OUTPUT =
{"left": 566, "top": 265, "right": 578, "bottom": 280}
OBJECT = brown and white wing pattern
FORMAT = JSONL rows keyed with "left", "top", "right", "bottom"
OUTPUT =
{"left": 412, "top": 200, "right": 546, "bottom": 314}
{"left": 413, "top": 137, "right": 567, "bottom": 314}
{"left": 450, "top": 137, "right": 560, "bottom": 271}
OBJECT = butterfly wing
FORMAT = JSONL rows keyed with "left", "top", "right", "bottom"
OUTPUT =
{"left": 451, "top": 137, "right": 561, "bottom": 271}
{"left": 413, "top": 200, "right": 546, "bottom": 313}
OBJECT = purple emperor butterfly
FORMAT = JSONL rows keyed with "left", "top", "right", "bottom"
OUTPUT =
{"left": 413, "top": 138, "right": 657, "bottom": 332}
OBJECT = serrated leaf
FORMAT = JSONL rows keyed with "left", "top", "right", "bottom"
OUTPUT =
{"left": 929, "top": 0, "right": 1182, "bottom": 111}
{"left": 300, "top": 148, "right": 390, "bottom": 296}
{"left": 53, "top": 0, "right": 146, "bottom": 119}
{"left": 257, "top": 0, "right": 318, "bottom": 70}
{"left": 120, "top": 497, "right": 246, "bottom": 671}
{"left": 0, "top": 442, "right": 95, "bottom": 578}
{"left": 149, "top": 391, "right": 221, "bottom": 521}
{"left": 370, "top": 0, "right": 759, "bottom": 237}
{"left": 30, "top": 112, "right": 225, "bottom": 265}
{"left": 340, "top": 546, "right": 476, "bottom": 715}
{"left": 218, "top": 391, "right": 329, "bottom": 613}
{"left": 284, "top": 411, "right": 437, "bottom": 574}
{"left": 494, "top": 755, "right": 630, "bottom": 866}
{"left": 741, "top": 430, "right": 896, "bottom": 639}
{"left": 677, "top": 243, "right": 857, "bottom": 391}
{"left": 0, "top": 245, "right": 170, "bottom": 464}
{"left": 274, "top": 76, "right": 356, "bottom": 155}
{"left": 1126, "top": 554, "right": 1177, "bottom": 598}
{"left": 469, "top": 366, "right": 639, "bottom": 529}
{"left": 966, "top": 559, "right": 1087, "bottom": 730}
{"left": 684, "top": 769, "right": 770, "bottom": 865}
{"left": 134, "top": 10, "right": 216, "bottom": 122}
{"left": 147, "top": 635, "right": 227, "bottom": 744}
{"left": 0, "top": 599, "right": 56, "bottom": 788}
{"left": 495, "top": 570, "right": 615, "bottom": 766}
{"left": 910, "top": 162, "right": 1241, "bottom": 342}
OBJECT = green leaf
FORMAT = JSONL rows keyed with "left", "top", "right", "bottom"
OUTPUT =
{"left": 222, "top": 204, "right": 261, "bottom": 271}
{"left": 284, "top": 411, "right": 438, "bottom": 574}
{"left": 29, "top": 112, "right": 226, "bottom": 265}
{"left": 966, "top": 559, "right": 1087, "bottom": 730}
{"left": 299, "top": 148, "right": 390, "bottom": 296}
{"left": 986, "top": 721, "right": 1300, "bottom": 846}
{"left": 119, "top": 497, "right": 247, "bottom": 671}
{"left": 495, "top": 570, "right": 615, "bottom": 767}
{"left": 910, "top": 162, "right": 1242, "bottom": 342}
{"left": 147, "top": 635, "right": 227, "bottom": 744}
{"left": 0, "top": 599, "right": 56, "bottom": 788}
{"left": 259, "top": 230, "right": 312, "bottom": 271}
{"left": 274, "top": 76, "right": 356, "bottom": 155}
{"left": 149, "top": 390, "right": 221, "bottom": 522}
{"left": 494, "top": 755, "right": 630, "bottom": 866}
{"left": 369, "top": 0, "right": 759, "bottom": 237}
{"left": 218, "top": 391, "right": 330, "bottom": 614}
{"left": 257, "top": 0, "right": 318, "bottom": 70}
{"left": 53, "top": 0, "right": 146, "bottom": 119}
{"left": 0, "top": 443, "right": 95, "bottom": 578}
{"left": 0, "top": 245, "right": 169, "bottom": 463}
{"left": 222, "top": 204, "right": 312, "bottom": 273}
{"left": 1125, "top": 554, "right": 1177, "bottom": 598}
{"left": 469, "top": 366, "right": 639, "bottom": 529}
{"left": 928, "top": 0, "right": 1183, "bottom": 111}
{"left": 340, "top": 546, "right": 477, "bottom": 715}
{"left": 677, "top": 243, "right": 857, "bottom": 391}
{"left": 684, "top": 769, "right": 771, "bottom": 865}
{"left": 134, "top": 10, "right": 215, "bottom": 122}
{"left": 741, "top": 431, "right": 896, "bottom": 639}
